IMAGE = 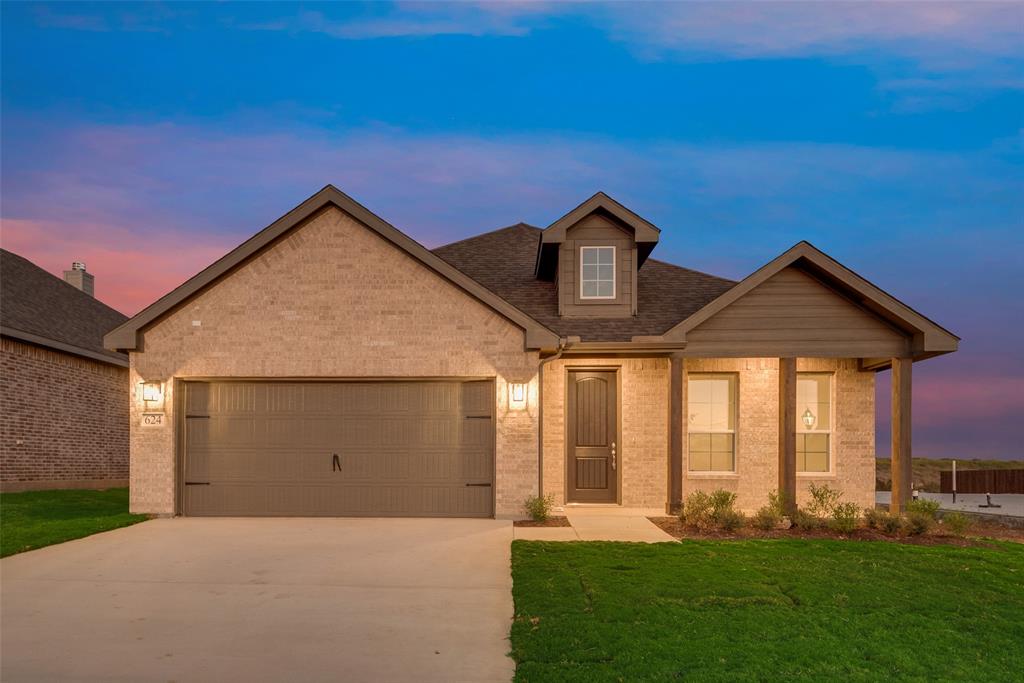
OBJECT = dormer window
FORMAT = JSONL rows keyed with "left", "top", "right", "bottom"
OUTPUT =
{"left": 580, "top": 246, "right": 616, "bottom": 299}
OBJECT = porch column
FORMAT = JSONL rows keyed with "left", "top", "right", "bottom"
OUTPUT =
{"left": 890, "top": 357, "right": 913, "bottom": 515}
{"left": 667, "top": 353, "right": 685, "bottom": 514}
{"left": 778, "top": 357, "right": 797, "bottom": 515}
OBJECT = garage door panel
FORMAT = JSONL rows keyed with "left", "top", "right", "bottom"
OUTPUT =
{"left": 183, "top": 380, "right": 495, "bottom": 517}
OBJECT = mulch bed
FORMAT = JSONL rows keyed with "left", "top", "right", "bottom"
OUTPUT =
{"left": 514, "top": 517, "right": 572, "bottom": 527}
{"left": 648, "top": 516, "right": 1024, "bottom": 547}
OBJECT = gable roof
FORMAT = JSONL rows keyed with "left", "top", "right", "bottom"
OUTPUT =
{"left": 103, "top": 185, "right": 561, "bottom": 352}
{"left": 1, "top": 249, "right": 128, "bottom": 366}
{"left": 662, "top": 241, "right": 959, "bottom": 358}
{"left": 432, "top": 224, "right": 736, "bottom": 342}
{"left": 535, "top": 192, "right": 661, "bottom": 279}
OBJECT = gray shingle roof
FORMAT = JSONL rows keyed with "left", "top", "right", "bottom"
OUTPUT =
{"left": 1, "top": 249, "right": 128, "bottom": 363}
{"left": 432, "top": 224, "right": 736, "bottom": 342}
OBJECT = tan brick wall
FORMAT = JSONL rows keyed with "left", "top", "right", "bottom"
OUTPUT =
{"left": 682, "top": 358, "right": 875, "bottom": 513}
{"left": 1, "top": 338, "right": 128, "bottom": 489}
{"left": 129, "top": 206, "right": 539, "bottom": 517}
{"left": 542, "top": 357, "right": 669, "bottom": 509}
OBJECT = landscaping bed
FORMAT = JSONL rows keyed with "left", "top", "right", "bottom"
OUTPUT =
{"left": 514, "top": 516, "right": 572, "bottom": 528}
{"left": 510, "top": 539, "right": 1024, "bottom": 681}
{"left": 0, "top": 488, "right": 148, "bottom": 558}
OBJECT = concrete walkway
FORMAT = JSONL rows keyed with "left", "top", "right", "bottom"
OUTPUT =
{"left": 1, "top": 518, "right": 515, "bottom": 683}
{"left": 513, "top": 507, "right": 676, "bottom": 542}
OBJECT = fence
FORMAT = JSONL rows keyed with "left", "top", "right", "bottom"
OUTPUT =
{"left": 939, "top": 469, "right": 1024, "bottom": 494}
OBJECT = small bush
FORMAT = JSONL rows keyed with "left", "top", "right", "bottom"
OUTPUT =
{"left": 864, "top": 507, "right": 884, "bottom": 529}
{"left": 829, "top": 502, "right": 861, "bottom": 534}
{"left": 790, "top": 508, "right": 824, "bottom": 530}
{"left": 523, "top": 494, "right": 554, "bottom": 522}
{"left": 680, "top": 490, "right": 714, "bottom": 530}
{"left": 942, "top": 512, "right": 972, "bottom": 536}
{"left": 905, "top": 511, "right": 935, "bottom": 536}
{"left": 806, "top": 483, "right": 842, "bottom": 518}
{"left": 767, "top": 490, "right": 788, "bottom": 517}
{"left": 753, "top": 506, "right": 780, "bottom": 531}
{"left": 717, "top": 509, "right": 747, "bottom": 533}
{"left": 905, "top": 498, "right": 941, "bottom": 520}
{"left": 877, "top": 511, "right": 903, "bottom": 535}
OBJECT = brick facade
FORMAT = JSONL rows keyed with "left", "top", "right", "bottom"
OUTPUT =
{"left": 543, "top": 356, "right": 875, "bottom": 514}
{"left": 129, "top": 206, "right": 540, "bottom": 517}
{"left": 1, "top": 337, "right": 128, "bottom": 491}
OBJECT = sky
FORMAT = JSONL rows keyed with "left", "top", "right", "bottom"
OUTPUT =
{"left": 1, "top": 1, "right": 1022, "bottom": 460}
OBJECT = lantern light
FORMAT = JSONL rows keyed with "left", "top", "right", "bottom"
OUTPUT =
{"left": 801, "top": 408, "right": 816, "bottom": 429}
{"left": 142, "top": 381, "right": 163, "bottom": 403}
{"left": 509, "top": 382, "right": 527, "bottom": 409}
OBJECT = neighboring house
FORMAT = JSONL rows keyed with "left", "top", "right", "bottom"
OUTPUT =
{"left": 104, "top": 186, "right": 957, "bottom": 518}
{"left": 1, "top": 250, "right": 129, "bottom": 491}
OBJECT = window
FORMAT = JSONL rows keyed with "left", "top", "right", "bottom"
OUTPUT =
{"left": 688, "top": 374, "right": 736, "bottom": 472}
{"left": 797, "top": 373, "right": 831, "bottom": 472}
{"left": 580, "top": 246, "right": 615, "bottom": 299}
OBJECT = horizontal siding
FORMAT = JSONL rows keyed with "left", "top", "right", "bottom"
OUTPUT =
{"left": 686, "top": 267, "right": 909, "bottom": 356}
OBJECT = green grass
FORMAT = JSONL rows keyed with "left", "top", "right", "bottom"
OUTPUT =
{"left": 511, "top": 540, "right": 1024, "bottom": 682}
{"left": 1, "top": 488, "right": 147, "bottom": 557}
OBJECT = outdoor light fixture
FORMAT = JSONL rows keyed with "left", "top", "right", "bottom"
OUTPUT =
{"left": 509, "top": 382, "right": 527, "bottom": 409}
{"left": 801, "top": 408, "right": 816, "bottom": 429}
{"left": 142, "top": 381, "right": 163, "bottom": 403}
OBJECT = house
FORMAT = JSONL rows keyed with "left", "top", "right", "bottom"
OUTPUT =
{"left": 1, "top": 250, "right": 129, "bottom": 491}
{"left": 104, "top": 186, "right": 958, "bottom": 518}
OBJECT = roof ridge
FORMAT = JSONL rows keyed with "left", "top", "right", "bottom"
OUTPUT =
{"left": 432, "top": 222, "right": 541, "bottom": 251}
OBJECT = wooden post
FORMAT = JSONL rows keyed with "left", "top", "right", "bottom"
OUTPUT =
{"left": 778, "top": 357, "right": 797, "bottom": 515}
{"left": 890, "top": 357, "right": 913, "bottom": 515}
{"left": 667, "top": 354, "right": 685, "bottom": 514}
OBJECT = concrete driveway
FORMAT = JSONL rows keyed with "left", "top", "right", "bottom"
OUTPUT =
{"left": 1, "top": 518, "right": 515, "bottom": 682}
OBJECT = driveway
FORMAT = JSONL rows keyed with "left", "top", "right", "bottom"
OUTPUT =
{"left": 1, "top": 518, "right": 515, "bottom": 682}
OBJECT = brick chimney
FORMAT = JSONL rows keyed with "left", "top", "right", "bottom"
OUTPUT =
{"left": 63, "top": 261, "right": 95, "bottom": 297}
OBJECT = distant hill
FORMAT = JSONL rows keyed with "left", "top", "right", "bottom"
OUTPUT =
{"left": 876, "top": 457, "right": 1024, "bottom": 492}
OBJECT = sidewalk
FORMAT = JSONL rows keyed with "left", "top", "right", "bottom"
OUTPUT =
{"left": 513, "top": 507, "right": 676, "bottom": 543}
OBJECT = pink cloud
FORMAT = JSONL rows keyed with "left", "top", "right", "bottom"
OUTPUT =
{"left": 1, "top": 218, "right": 231, "bottom": 316}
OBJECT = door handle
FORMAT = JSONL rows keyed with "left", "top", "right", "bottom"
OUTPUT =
{"left": 611, "top": 442, "right": 616, "bottom": 470}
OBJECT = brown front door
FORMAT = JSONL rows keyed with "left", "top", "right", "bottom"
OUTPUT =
{"left": 567, "top": 370, "right": 617, "bottom": 503}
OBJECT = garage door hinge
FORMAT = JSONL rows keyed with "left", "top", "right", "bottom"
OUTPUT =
{"left": 465, "top": 483, "right": 492, "bottom": 487}
{"left": 185, "top": 481, "right": 211, "bottom": 486}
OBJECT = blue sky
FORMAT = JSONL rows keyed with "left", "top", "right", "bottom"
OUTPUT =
{"left": 2, "top": 1, "right": 1022, "bottom": 459}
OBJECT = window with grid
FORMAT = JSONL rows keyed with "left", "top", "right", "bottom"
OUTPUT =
{"left": 797, "top": 373, "right": 831, "bottom": 472}
{"left": 580, "top": 246, "right": 615, "bottom": 299}
{"left": 687, "top": 374, "right": 736, "bottom": 472}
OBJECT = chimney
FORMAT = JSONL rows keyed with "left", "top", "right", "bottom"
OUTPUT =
{"left": 63, "top": 261, "right": 95, "bottom": 297}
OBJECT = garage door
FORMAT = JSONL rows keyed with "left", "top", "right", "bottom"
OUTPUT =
{"left": 181, "top": 380, "right": 494, "bottom": 517}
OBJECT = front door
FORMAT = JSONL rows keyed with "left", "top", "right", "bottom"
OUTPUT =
{"left": 567, "top": 370, "right": 618, "bottom": 503}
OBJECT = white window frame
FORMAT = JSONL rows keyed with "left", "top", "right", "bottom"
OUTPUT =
{"left": 796, "top": 372, "right": 834, "bottom": 475}
{"left": 579, "top": 246, "right": 616, "bottom": 300}
{"left": 686, "top": 373, "right": 738, "bottom": 474}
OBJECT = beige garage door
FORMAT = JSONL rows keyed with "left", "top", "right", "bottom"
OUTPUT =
{"left": 181, "top": 380, "right": 494, "bottom": 517}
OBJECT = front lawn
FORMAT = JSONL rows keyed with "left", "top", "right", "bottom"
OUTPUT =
{"left": 511, "top": 540, "right": 1024, "bottom": 681}
{"left": 1, "top": 488, "right": 147, "bottom": 557}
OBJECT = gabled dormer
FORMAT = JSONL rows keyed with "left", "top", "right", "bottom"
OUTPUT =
{"left": 535, "top": 192, "right": 660, "bottom": 318}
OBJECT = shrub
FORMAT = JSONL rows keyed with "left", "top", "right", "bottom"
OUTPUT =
{"left": 905, "top": 498, "right": 941, "bottom": 520}
{"left": 904, "top": 511, "right": 935, "bottom": 536}
{"left": 680, "top": 490, "right": 713, "bottom": 530}
{"left": 753, "top": 506, "right": 780, "bottom": 531}
{"left": 790, "top": 508, "right": 824, "bottom": 530}
{"left": 863, "top": 507, "right": 884, "bottom": 529}
{"left": 806, "top": 483, "right": 842, "bottom": 518}
{"left": 523, "top": 494, "right": 554, "bottom": 522}
{"left": 717, "top": 509, "right": 747, "bottom": 533}
{"left": 767, "top": 490, "right": 788, "bottom": 517}
{"left": 876, "top": 511, "right": 903, "bottom": 535}
{"left": 681, "top": 489, "right": 742, "bottom": 532}
{"left": 942, "top": 512, "right": 972, "bottom": 536}
{"left": 829, "top": 502, "right": 861, "bottom": 534}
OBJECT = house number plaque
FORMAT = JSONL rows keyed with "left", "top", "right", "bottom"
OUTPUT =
{"left": 141, "top": 413, "right": 164, "bottom": 427}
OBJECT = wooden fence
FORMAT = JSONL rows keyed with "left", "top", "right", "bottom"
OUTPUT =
{"left": 940, "top": 469, "right": 1024, "bottom": 494}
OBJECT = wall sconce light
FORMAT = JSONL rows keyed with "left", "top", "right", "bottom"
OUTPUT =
{"left": 509, "top": 382, "right": 527, "bottom": 409}
{"left": 142, "top": 381, "right": 163, "bottom": 404}
{"left": 801, "top": 408, "right": 816, "bottom": 429}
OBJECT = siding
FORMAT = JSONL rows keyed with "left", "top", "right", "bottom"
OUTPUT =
{"left": 558, "top": 214, "right": 636, "bottom": 318}
{"left": 685, "top": 267, "right": 909, "bottom": 357}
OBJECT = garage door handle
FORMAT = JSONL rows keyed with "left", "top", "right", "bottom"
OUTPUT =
{"left": 465, "top": 483, "right": 492, "bottom": 487}
{"left": 185, "top": 481, "right": 211, "bottom": 486}
{"left": 332, "top": 454, "right": 341, "bottom": 472}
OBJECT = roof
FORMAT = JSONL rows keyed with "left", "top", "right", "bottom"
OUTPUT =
{"left": 1, "top": 249, "right": 128, "bottom": 366}
{"left": 104, "top": 185, "right": 561, "bottom": 352}
{"left": 432, "top": 224, "right": 737, "bottom": 342}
